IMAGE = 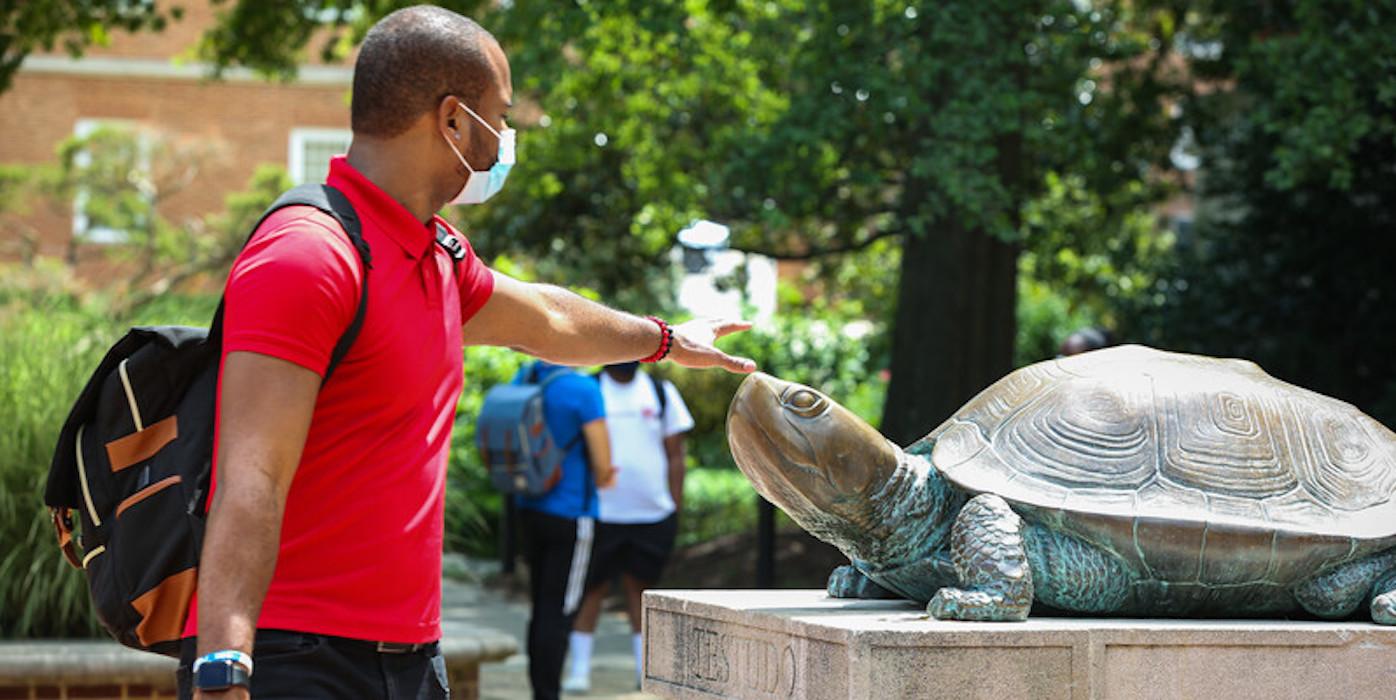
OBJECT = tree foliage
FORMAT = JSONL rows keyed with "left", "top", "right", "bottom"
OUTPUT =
{"left": 1127, "top": 0, "right": 1396, "bottom": 426}
{"left": 14, "top": 0, "right": 1391, "bottom": 426}
{"left": 453, "top": 1, "right": 786, "bottom": 310}
{"left": 457, "top": 0, "right": 1188, "bottom": 440}
{"left": 168, "top": 2, "right": 1185, "bottom": 377}
{"left": 5, "top": 126, "right": 292, "bottom": 310}
{"left": 0, "top": 1, "right": 181, "bottom": 93}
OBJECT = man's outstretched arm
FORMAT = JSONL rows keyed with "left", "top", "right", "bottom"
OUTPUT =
{"left": 193, "top": 352, "right": 321, "bottom": 699}
{"left": 462, "top": 270, "right": 757, "bottom": 373}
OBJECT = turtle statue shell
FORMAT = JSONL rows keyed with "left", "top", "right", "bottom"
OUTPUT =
{"left": 918, "top": 345, "right": 1396, "bottom": 583}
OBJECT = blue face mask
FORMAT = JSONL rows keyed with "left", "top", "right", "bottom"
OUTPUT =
{"left": 443, "top": 100, "right": 515, "bottom": 205}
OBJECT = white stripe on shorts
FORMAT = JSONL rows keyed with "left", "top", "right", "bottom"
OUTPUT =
{"left": 563, "top": 516, "right": 595, "bottom": 615}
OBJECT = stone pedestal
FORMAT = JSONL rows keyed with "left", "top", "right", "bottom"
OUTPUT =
{"left": 642, "top": 590, "right": 1396, "bottom": 700}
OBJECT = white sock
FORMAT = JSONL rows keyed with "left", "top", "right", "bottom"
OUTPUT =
{"left": 568, "top": 631, "right": 593, "bottom": 679}
{"left": 632, "top": 632, "right": 644, "bottom": 685}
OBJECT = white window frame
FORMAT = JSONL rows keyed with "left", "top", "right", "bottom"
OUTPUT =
{"left": 72, "top": 118, "right": 145, "bottom": 245}
{"left": 288, "top": 127, "right": 352, "bottom": 185}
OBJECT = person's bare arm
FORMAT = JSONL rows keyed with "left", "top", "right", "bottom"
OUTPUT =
{"left": 581, "top": 418, "right": 616, "bottom": 489}
{"left": 193, "top": 352, "right": 320, "bottom": 699}
{"left": 462, "top": 271, "right": 756, "bottom": 373}
{"left": 664, "top": 433, "right": 686, "bottom": 514}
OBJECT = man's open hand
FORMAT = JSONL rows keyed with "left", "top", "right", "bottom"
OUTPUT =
{"left": 667, "top": 319, "right": 757, "bottom": 373}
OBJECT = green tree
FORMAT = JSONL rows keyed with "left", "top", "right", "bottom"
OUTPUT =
{"left": 180, "top": 0, "right": 1189, "bottom": 443}
{"left": 1126, "top": 0, "right": 1396, "bottom": 426}
{"left": 48, "top": 125, "right": 207, "bottom": 274}
{"left": 443, "top": 0, "right": 1184, "bottom": 442}
{"left": 453, "top": 1, "right": 784, "bottom": 311}
{"left": 701, "top": 0, "right": 1183, "bottom": 441}
{"left": 10, "top": 126, "right": 288, "bottom": 310}
{"left": 0, "top": 1, "right": 181, "bottom": 93}
{"left": 0, "top": 163, "right": 44, "bottom": 262}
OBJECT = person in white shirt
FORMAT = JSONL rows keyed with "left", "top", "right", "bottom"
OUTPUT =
{"left": 562, "top": 361, "right": 693, "bottom": 693}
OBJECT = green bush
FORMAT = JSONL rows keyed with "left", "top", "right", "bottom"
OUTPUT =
{"left": 0, "top": 275, "right": 223, "bottom": 639}
{"left": 668, "top": 311, "right": 887, "bottom": 475}
{"left": 445, "top": 346, "right": 531, "bottom": 557}
{"left": 0, "top": 298, "right": 109, "bottom": 638}
{"left": 661, "top": 311, "right": 888, "bottom": 548}
{"left": 677, "top": 468, "right": 756, "bottom": 548}
{"left": 1015, "top": 261, "right": 1101, "bottom": 367}
{"left": 441, "top": 308, "right": 888, "bottom": 557}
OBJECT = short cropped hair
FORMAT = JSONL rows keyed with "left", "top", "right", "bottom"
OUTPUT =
{"left": 351, "top": 6, "right": 495, "bottom": 138}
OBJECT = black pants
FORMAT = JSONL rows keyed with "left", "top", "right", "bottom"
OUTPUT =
{"left": 519, "top": 509, "right": 594, "bottom": 700}
{"left": 177, "top": 630, "right": 448, "bottom": 699}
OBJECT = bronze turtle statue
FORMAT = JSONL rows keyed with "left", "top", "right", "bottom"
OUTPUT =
{"left": 726, "top": 345, "right": 1396, "bottom": 623}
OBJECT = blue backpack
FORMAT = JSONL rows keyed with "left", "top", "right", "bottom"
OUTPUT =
{"left": 475, "top": 364, "right": 583, "bottom": 496}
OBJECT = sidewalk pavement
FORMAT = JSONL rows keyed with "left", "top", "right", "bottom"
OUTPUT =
{"left": 442, "top": 565, "right": 661, "bottom": 700}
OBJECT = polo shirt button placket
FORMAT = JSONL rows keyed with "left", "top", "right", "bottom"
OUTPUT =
{"left": 420, "top": 249, "right": 444, "bottom": 312}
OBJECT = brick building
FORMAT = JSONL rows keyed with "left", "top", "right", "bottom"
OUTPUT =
{"left": 0, "top": 1, "right": 354, "bottom": 264}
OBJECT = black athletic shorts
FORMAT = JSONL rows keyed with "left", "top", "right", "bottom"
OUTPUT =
{"left": 586, "top": 513, "right": 679, "bottom": 587}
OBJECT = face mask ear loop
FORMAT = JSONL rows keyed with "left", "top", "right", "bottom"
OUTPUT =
{"left": 442, "top": 130, "right": 477, "bottom": 175}
{"left": 456, "top": 100, "right": 503, "bottom": 140}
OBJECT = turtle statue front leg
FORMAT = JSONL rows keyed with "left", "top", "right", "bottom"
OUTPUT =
{"left": 1292, "top": 549, "right": 1396, "bottom": 621}
{"left": 1370, "top": 569, "right": 1396, "bottom": 625}
{"left": 926, "top": 493, "right": 1033, "bottom": 621}
{"left": 826, "top": 564, "right": 898, "bottom": 599}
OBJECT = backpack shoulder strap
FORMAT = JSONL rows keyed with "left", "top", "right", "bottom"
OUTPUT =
{"left": 208, "top": 184, "right": 372, "bottom": 384}
{"left": 648, "top": 371, "right": 668, "bottom": 419}
{"left": 536, "top": 364, "right": 575, "bottom": 391}
{"left": 435, "top": 221, "right": 467, "bottom": 265}
{"left": 529, "top": 363, "right": 593, "bottom": 509}
{"left": 536, "top": 366, "right": 588, "bottom": 450}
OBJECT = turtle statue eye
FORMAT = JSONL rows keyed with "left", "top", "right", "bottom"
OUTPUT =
{"left": 785, "top": 389, "right": 825, "bottom": 416}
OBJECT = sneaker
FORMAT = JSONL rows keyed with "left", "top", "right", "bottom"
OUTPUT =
{"left": 561, "top": 674, "right": 590, "bottom": 694}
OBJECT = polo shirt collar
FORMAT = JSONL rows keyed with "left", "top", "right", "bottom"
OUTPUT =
{"left": 326, "top": 155, "right": 434, "bottom": 259}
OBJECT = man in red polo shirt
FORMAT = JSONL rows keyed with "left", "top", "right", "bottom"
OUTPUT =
{"left": 180, "top": 6, "right": 755, "bottom": 700}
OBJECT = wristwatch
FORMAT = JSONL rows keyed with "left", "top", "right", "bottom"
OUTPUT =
{"left": 193, "top": 651, "right": 252, "bottom": 692}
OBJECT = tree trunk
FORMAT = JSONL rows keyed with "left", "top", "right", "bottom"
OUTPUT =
{"left": 879, "top": 225, "right": 1018, "bottom": 445}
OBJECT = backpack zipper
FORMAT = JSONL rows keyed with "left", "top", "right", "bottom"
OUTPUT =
{"left": 75, "top": 424, "right": 102, "bottom": 527}
{"left": 82, "top": 545, "right": 105, "bottom": 569}
{"left": 117, "top": 359, "right": 145, "bottom": 431}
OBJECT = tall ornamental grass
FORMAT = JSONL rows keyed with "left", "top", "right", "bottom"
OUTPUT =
{"left": 0, "top": 303, "right": 109, "bottom": 638}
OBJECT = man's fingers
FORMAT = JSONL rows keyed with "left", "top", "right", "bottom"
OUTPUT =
{"left": 711, "top": 319, "right": 753, "bottom": 338}
{"left": 717, "top": 350, "right": 758, "bottom": 374}
{"left": 668, "top": 318, "right": 755, "bottom": 372}
{"left": 707, "top": 319, "right": 754, "bottom": 372}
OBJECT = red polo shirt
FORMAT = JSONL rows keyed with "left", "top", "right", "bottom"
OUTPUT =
{"left": 186, "top": 156, "right": 494, "bottom": 643}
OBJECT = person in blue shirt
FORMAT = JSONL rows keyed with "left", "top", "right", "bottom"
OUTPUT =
{"left": 513, "top": 360, "right": 616, "bottom": 700}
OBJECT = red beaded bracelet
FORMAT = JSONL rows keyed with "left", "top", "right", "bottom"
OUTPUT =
{"left": 639, "top": 316, "right": 673, "bottom": 363}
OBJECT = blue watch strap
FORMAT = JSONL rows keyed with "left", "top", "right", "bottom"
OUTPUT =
{"left": 193, "top": 649, "right": 253, "bottom": 675}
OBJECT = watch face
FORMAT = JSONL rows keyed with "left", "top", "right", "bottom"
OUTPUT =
{"left": 195, "top": 660, "right": 247, "bottom": 690}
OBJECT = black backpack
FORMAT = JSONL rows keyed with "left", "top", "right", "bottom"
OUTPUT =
{"left": 42, "top": 184, "right": 371, "bottom": 656}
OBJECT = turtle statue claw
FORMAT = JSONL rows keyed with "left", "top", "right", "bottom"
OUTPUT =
{"left": 726, "top": 345, "right": 1396, "bottom": 624}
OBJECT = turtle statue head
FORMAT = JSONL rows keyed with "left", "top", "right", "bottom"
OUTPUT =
{"left": 727, "top": 373, "right": 902, "bottom": 542}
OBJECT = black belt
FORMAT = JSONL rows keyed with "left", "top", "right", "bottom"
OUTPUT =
{"left": 324, "top": 635, "right": 439, "bottom": 655}
{"left": 374, "top": 641, "right": 435, "bottom": 654}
